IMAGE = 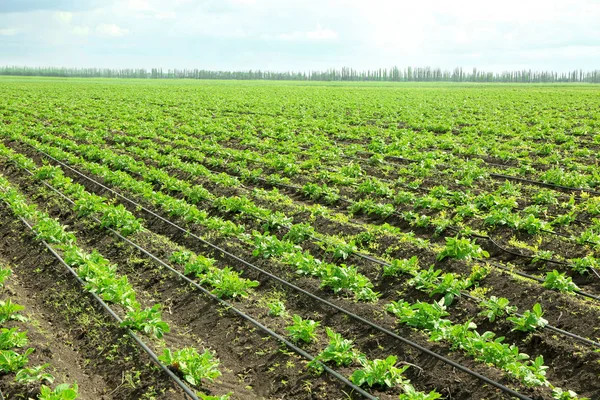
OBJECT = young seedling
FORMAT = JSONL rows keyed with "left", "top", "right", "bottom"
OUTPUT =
{"left": 39, "top": 383, "right": 79, "bottom": 400}
{"left": 121, "top": 304, "right": 171, "bottom": 339}
{"left": 436, "top": 236, "right": 489, "bottom": 261}
{"left": 350, "top": 355, "right": 409, "bottom": 388}
{"left": 286, "top": 315, "right": 320, "bottom": 344}
{"left": 159, "top": 348, "right": 221, "bottom": 386}
{"left": 15, "top": 364, "right": 55, "bottom": 384}
{"left": 508, "top": 303, "right": 548, "bottom": 332}
{"left": 478, "top": 296, "right": 517, "bottom": 322}
{"left": 543, "top": 270, "right": 579, "bottom": 293}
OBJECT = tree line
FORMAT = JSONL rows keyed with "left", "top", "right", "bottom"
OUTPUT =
{"left": 1, "top": 65, "right": 599, "bottom": 83}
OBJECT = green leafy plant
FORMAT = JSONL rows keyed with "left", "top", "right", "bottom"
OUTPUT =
{"left": 386, "top": 299, "right": 450, "bottom": 331}
{"left": 283, "top": 223, "right": 315, "bottom": 244}
{"left": 399, "top": 384, "right": 442, "bottom": 400}
{"left": 39, "top": 383, "right": 79, "bottom": 400}
{"left": 383, "top": 256, "right": 419, "bottom": 277}
{"left": 570, "top": 255, "right": 598, "bottom": 275}
{"left": 201, "top": 267, "right": 259, "bottom": 299}
{"left": 508, "top": 304, "right": 548, "bottom": 332}
{"left": 266, "top": 300, "right": 288, "bottom": 318}
{"left": 121, "top": 304, "right": 171, "bottom": 339}
{"left": 286, "top": 315, "right": 320, "bottom": 344}
{"left": 308, "top": 328, "right": 359, "bottom": 372}
{"left": 15, "top": 364, "right": 55, "bottom": 384}
{"left": 0, "top": 299, "right": 27, "bottom": 323}
{"left": 0, "top": 328, "right": 29, "bottom": 350}
{"left": 350, "top": 355, "right": 409, "bottom": 388}
{"left": 0, "top": 265, "right": 12, "bottom": 287}
{"left": 478, "top": 296, "right": 517, "bottom": 322}
{"left": 436, "top": 237, "right": 489, "bottom": 261}
{"left": 159, "top": 348, "right": 221, "bottom": 386}
{"left": 543, "top": 270, "right": 579, "bottom": 293}
{"left": 551, "top": 388, "right": 585, "bottom": 400}
{"left": 0, "top": 348, "right": 34, "bottom": 372}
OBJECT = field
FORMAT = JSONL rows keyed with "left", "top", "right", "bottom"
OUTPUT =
{"left": 0, "top": 77, "right": 599, "bottom": 400}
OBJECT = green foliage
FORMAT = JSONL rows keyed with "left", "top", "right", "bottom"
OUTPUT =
{"left": 15, "top": 364, "right": 55, "bottom": 384}
{"left": 266, "top": 300, "right": 288, "bottom": 318}
{"left": 159, "top": 348, "right": 221, "bottom": 386}
{"left": 0, "top": 328, "right": 29, "bottom": 350}
{"left": 437, "top": 237, "right": 489, "bottom": 261}
{"left": 543, "top": 270, "right": 579, "bottom": 293}
{"left": 383, "top": 256, "right": 419, "bottom": 277}
{"left": 201, "top": 267, "right": 259, "bottom": 299}
{"left": 34, "top": 218, "right": 77, "bottom": 245}
{"left": 508, "top": 304, "right": 548, "bottom": 332}
{"left": 399, "top": 384, "right": 442, "bottom": 400}
{"left": 551, "top": 388, "right": 586, "bottom": 400}
{"left": 0, "top": 299, "right": 27, "bottom": 323}
{"left": 386, "top": 299, "right": 450, "bottom": 330}
{"left": 0, "top": 265, "right": 12, "bottom": 287}
{"left": 478, "top": 296, "right": 517, "bottom": 322}
{"left": 286, "top": 315, "right": 320, "bottom": 344}
{"left": 308, "top": 328, "right": 359, "bottom": 371}
{"left": 121, "top": 304, "right": 171, "bottom": 339}
{"left": 99, "top": 204, "right": 143, "bottom": 235}
{"left": 0, "top": 348, "right": 34, "bottom": 372}
{"left": 283, "top": 223, "right": 315, "bottom": 244}
{"left": 39, "top": 383, "right": 79, "bottom": 400}
{"left": 570, "top": 255, "right": 598, "bottom": 275}
{"left": 350, "top": 355, "right": 409, "bottom": 388}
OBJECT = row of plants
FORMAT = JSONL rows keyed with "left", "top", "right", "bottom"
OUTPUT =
{"left": 0, "top": 141, "right": 259, "bottom": 301}
{"left": 6, "top": 136, "right": 455, "bottom": 399}
{"left": 108, "top": 120, "right": 600, "bottom": 220}
{"left": 7, "top": 135, "right": 588, "bottom": 394}
{"left": 0, "top": 263, "right": 79, "bottom": 399}
{"left": 10, "top": 131, "right": 596, "bottom": 359}
{"left": 169, "top": 250, "right": 442, "bottom": 399}
{"left": 70, "top": 131, "right": 599, "bottom": 288}
{"left": 98, "top": 128, "right": 600, "bottom": 271}
{"left": 8, "top": 133, "right": 592, "bottom": 341}
{"left": 0, "top": 174, "right": 229, "bottom": 399}
{"left": 11, "top": 133, "right": 380, "bottom": 302}
{"left": 44, "top": 129, "right": 599, "bottom": 288}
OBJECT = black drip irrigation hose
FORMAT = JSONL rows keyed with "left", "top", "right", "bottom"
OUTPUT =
{"left": 1, "top": 205, "right": 200, "bottom": 400}
{"left": 31, "top": 145, "right": 537, "bottom": 400}
{"left": 16, "top": 162, "right": 377, "bottom": 400}
{"left": 481, "top": 236, "right": 600, "bottom": 301}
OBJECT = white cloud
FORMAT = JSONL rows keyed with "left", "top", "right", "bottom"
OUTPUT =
{"left": 0, "top": 28, "right": 17, "bottom": 36}
{"left": 72, "top": 26, "right": 90, "bottom": 36}
{"left": 53, "top": 11, "right": 73, "bottom": 23}
{"left": 274, "top": 25, "right": 338, "bottom": 41}
{"left": 306, "top": 25, "right": 338, "bottom": 40}
{"left": 96, "top": 23, "right": 129, "bottom": 37}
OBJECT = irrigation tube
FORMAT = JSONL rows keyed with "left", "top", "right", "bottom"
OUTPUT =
{"left": 16, "top": 161, "right": 377, "bottom": 400}
{"left": 1, "top": 207, "right": 200, "bottom": 400}
{"left": 32, "top": 146, "right": 535, "bottom": 400}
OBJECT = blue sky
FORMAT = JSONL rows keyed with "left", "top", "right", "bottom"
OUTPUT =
{"left": 1, "top": 0, "right": 599, "bottom": 72}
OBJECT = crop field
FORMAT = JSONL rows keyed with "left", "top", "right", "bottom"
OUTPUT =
{"left": 0, "top": 77, "right": 599, "bottom": 400}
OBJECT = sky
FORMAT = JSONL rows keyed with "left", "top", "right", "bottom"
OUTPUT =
{"left": 1, "top": 0, "right": 599, "bottom": 72}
